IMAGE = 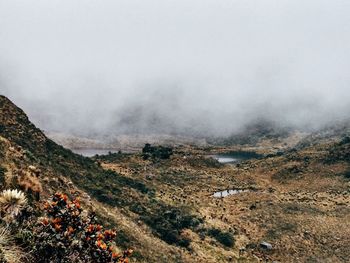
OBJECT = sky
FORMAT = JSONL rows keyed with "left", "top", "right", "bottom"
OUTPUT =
{"left": 1, "top": 0, "right": 350, "bottom": 137}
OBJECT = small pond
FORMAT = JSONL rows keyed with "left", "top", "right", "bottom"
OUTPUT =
{"left": 212, "top": 151, "right": 262, "bottom": 164}
{"left": 213, "top": 189, "right": 250, "bottom": 198}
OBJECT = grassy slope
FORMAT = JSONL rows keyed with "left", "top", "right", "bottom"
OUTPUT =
{"left": 1, "top": 95, "right": 350, "bottom": 262}
{"left": 0, "top": 96, "right": 199, "bottom": 262}
{"left": 97, "top": 132, "right": 350, "bottom": 262}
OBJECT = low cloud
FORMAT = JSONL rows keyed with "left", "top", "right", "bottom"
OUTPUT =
{"left": 1, "top": 0, "right": 350, "bottom": 137}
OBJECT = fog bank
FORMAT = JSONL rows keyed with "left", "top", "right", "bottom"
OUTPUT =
{"left": 1, "top": 0, "right": 350, "bottom": 137}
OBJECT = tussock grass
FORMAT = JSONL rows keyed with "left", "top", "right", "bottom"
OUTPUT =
{"left": 0, "top": 227, "right": 27, "bottom": 263}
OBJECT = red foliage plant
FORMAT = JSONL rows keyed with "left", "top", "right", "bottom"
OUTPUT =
{"left": 34, "top": 192, "right": 132, "bottom": 263}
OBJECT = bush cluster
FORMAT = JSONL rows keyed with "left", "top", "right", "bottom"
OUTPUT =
{"left": 325, "top": 136, "right": 350, "bottom": 164}
{"left": 207, "top": 228, "right": 235, "bottom": 247}
{"left": 142, "top": 144, "right": 173, "bottom": 160}
{"left": 141, "top": 207, "right": 202, "bottom": 248}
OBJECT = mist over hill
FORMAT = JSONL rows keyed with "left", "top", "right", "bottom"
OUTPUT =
{"left": 1, "top": 94, "right": 350, "bottom": 262}
{"left": 1, "top": 0, "right": 350, "bottom": 138}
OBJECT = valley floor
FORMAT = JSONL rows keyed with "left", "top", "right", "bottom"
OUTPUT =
{"left": 90, "top": 141, "right": 350, "bottom": 262}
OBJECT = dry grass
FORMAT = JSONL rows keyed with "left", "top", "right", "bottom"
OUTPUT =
{"left": 0, "top": 227, "right": 28, "bottom": 263}
{"left": 95, "top": 141, "right": 350, "bottom": 262}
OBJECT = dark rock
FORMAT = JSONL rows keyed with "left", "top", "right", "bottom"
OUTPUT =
{"left": 249, "top": 203, "right": 257, "bottom": 210}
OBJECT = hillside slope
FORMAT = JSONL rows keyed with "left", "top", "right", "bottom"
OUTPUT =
{"left": 1, "top": 95, "right": 350, "bottom": 262}
{"left": 0, "top": 95, "right": 198, "bottom": 262}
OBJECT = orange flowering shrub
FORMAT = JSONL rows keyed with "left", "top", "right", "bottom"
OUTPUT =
{"left": 33, "top": 193, "right": 132, "bottom": 263}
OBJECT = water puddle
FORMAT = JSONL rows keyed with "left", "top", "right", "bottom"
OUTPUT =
{"left": 212, "top": 151, "right": 262, "bottom": 164}
{"left": 213, "top": 189, "right": 250, "bottom": 198}
{"left": 213, "top": 156, "right": 239, "bottom": 164}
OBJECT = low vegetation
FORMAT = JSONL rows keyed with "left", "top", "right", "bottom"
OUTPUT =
{"left": 0, "top": 226, "right": 26, "bottom": 263}
{"left": 1, "top": 96, "right": 350, "bottom": 262}
{"left": 0, "top": 189, "right": 132, "bottom": 263}
{"left": 207, "top": 228, "right": 235, "bottom": 248}
{"left": 325, "top": 136, "right": 350, "bottom": 164}
{"left": 142, "top": 144, "right": 173, "bottom": 160}
{"left": 0, "top": 166, "right": 6, "bottom": 186}
{"left": 33, "top": 193, "right": 132, "bottom": 262}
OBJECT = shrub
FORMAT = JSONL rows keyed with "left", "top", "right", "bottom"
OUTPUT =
{"left": 339, "top": 136, "right": 350, "bottom": 145}
{"left": 343, "top": 170, "right": 350, "bottom": 179}
{"left": 142, "top": 144, "right": 173, "bottom": 160}
{"left": 207, "top": 228, "right": 235, "bottom": 247}
{"left": 0, "top": 167, "right": 6, "bottom": 187}
{"left": 140, "top": 207, "right": 202, "bottom": 248}
{"left": 32, "top": 193, "right": 132, "bottom": 263}
{"left": 17, "top": 169, "right": 42, "bottom": 201}
{"left": 324, "top": 137, "right": 350, "bottom": 164}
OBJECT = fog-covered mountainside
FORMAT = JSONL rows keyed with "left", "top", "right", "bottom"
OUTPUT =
{"left": 2, "top": 1, "right": 350, "bottom": 139}
{"left": 1, "top": 95, "right": 350, "bottom": 262}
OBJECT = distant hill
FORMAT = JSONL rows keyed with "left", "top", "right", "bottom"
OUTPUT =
{"left": 208, "top": 120, "right": 294, "bottom": 146}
